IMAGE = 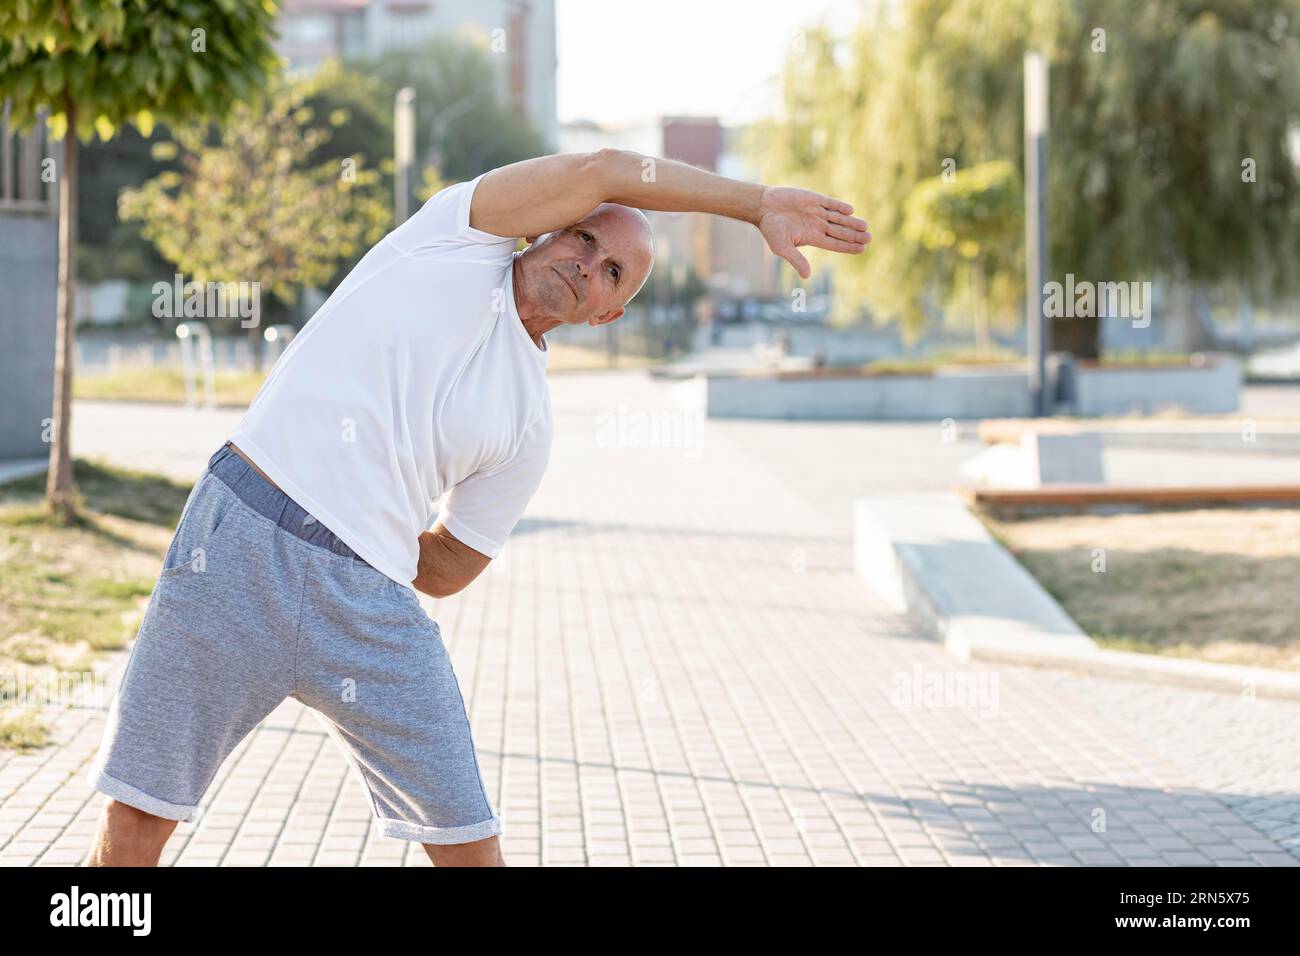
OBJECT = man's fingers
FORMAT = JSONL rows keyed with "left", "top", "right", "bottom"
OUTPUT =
{"left": 810, "top": 234, "right": 868, "bottom": 255}
{"left": 778, "top": 243, "right": 811, "bottom": 279}
{"left": 825, "top": 222, "right": 871, "bottom": 244}
{"left": 827, "top": 209, "right": 869, "bottom": 232}
{"left": 818, "top": 195, "right": 854, "bottom": 216}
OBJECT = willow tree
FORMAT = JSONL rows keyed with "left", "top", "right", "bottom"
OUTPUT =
{"left": 902, "top": 160, "right": 1023, "bottom": 354}
{"left": 0, "top": 0, "right": 278, "bottom": 518}
{"left": 755, "top": 0, "right": 1300, "bottom": 357}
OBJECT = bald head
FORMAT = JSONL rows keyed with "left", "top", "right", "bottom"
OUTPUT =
{"left": 584, "top": 202, "right": 656, "bottom": 300}
{"left": 514, "top": 202, "right": 656, "bottom": 330}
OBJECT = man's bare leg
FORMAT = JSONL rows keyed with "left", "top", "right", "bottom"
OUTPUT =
{"left": 84, "top": 799, "right": 178, "bottom": 867}
{"left": 423, "top": 835, "right": 506, "bottom": 867}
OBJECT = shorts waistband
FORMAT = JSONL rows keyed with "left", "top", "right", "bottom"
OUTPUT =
{"left": 206, "top": 441, "right": 368, "bottom": 564}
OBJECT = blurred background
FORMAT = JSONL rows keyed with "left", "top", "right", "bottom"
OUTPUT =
{"left": 6, "top": 0, "right": 1300, "bottom": 405}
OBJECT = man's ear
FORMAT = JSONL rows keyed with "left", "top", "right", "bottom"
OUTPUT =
{"left": 590, "top": 307, "right": 624, "bottom": 327}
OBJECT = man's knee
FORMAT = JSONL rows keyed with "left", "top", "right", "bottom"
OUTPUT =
{"left": 102, "top": 798, "right": 178, "bottom": 832}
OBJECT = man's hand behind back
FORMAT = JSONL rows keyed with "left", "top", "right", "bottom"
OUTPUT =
{"left": 411, "top": 523, "right": 491, "bottom": 599}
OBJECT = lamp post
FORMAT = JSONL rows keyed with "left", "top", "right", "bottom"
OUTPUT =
{"left": 1023, "top": 50, "right": 1051, "bottom": 417}
{"left": 176, "top": 321, "right": 216, "bottom": 410}
{"left": 394, "top": 87, "right": 416, "bottom": 225}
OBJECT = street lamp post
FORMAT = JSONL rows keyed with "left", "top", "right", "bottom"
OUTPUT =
{"left": 1024, "top": 50, "right": 1051, "bottom": 417}
{"left": 176, "top": 320, "right": 216, "bottom": 410}
{"left": 394, "top": 87, "right": 416, "bottom": 225}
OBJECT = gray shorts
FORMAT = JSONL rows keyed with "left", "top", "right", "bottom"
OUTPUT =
{"left": 87, "top": 442, "right": 501, "bottom": 845}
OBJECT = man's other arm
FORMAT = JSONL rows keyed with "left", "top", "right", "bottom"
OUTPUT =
{"left": 470, "top": 149, "right": 871, "bottom": 278}
{"left": 411, "top": 520, "right": 490, "bottom": 598}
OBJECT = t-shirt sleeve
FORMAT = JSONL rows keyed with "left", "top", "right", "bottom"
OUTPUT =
{"left": 437, "top": 414, "right": 552, "bottom": 559}
{"left": 385, "top": 172, "right": 519, "bottom": 255}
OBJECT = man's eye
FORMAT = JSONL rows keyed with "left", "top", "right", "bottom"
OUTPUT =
{"left": 580, "top": 231, "right": 593, "bottom": 243}
{"left": 608, "top": 265, "right": 620, "bottom": 280}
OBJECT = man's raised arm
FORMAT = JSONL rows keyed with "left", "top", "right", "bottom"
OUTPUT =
{"left": 470, "top": 149, "right": 871, "bottom": 279}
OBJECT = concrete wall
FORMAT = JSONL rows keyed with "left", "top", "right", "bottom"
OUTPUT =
{"left": 680, "top": 359, "right": 1243, "bottom": 421}
{"left": 1074, "top": 356, "right": 1241, "bottom": 416}
{"left": 694, "top": 370, "right": 1034, "bottom": 421}
{"left": 0, "top": 215, "right": 58, "bottom": 459}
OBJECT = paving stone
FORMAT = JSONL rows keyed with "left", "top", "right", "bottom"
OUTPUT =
{"left": 1, "top": 375, "right": 1296, "bottom": 868}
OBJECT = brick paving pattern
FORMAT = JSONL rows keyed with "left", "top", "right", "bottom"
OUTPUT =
{"left": 1, "top": 373, "right": 1297, "bottom": 866}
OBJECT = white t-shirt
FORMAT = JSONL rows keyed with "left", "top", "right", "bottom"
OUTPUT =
{"left": 228, "top": 174, "right": 553, "bottom": 590}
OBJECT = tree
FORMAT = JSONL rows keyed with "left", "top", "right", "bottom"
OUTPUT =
{"left": 362, "top": 35, "right": 548, "bottom": 185}
{"left": 754, "top": 0, "right": 1300, "bottom": 358}
{"left": 119, "top": 76, "right": 390, "bottom": 369}
{"left": 292, "top": 60, "right": 395, "bottom": 286}
{"left": 0, "top": 0, "right": 278, "bottom": 519}
{"left": 78, "top": 123, "right": 177, "bottom": 285}
{"left": 901, "top": 160, "right": 1022, "bottom": 354}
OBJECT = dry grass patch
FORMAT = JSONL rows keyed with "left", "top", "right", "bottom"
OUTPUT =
{"left": 982, "top": 507, "right": 1300, "bottom": 672}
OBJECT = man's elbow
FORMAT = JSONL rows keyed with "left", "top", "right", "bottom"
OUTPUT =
{"left": 413, "top": 574, "right": 472, "bottom": 600}
{"left": 433, "top": 579, "right": 471, "bottom": 600}
{"left": 412, "top": 526, "right": 492, "bottom": 599}
{"left": 589, "top": 147, "right": 638, "bottom": 189}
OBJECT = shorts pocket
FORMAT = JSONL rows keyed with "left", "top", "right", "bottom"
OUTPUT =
{"left": 159, "top": 475, "right": 242, "bottom": 578}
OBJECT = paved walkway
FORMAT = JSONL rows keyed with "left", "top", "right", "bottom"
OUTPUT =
{"left": 2, "top": 373, "right": 1298, "bottom": 866}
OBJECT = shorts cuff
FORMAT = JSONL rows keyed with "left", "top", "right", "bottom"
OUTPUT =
{"left": 377, "top": 814, "right": 502, "bottom": 845}
{"left": 89, "top": 767, "right": 199, "bottom": 823}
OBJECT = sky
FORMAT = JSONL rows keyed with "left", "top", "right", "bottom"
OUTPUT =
{"left": 555, "top": 0, "right": 860, "bottom": 127}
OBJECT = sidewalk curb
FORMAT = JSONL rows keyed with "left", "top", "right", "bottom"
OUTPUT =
{"left": 853, "top": 492, "right": 1300, "bottom": 702}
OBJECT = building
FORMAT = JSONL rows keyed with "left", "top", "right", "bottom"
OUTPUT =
{"left": 0, "top": 104, "right": 57, "bottom": 465}
{"left": 275, "top": 0, "right": 557, "bottom": 148}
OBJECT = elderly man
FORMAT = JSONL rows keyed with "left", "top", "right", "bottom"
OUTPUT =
{"left": 83, "top": 149, "right": 870, "bottom": 868}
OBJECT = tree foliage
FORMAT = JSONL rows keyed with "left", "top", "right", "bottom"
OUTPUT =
{"left": 0, "top": 0, "right": 278, "bottom": 141}
{"left": 119, "top": 76, "right": 390, "bottom": 314}
{"left": 903, "top": 160, "right": 1022, "bottom": 350}
{"left": 0, "top": 0, "right": 280, "bottom": 516}
{"left": 362, "top": 34, "right": 548, "bottom": 183}
{"left": 754, "top": 0, "right": 1300, "bottom": 354}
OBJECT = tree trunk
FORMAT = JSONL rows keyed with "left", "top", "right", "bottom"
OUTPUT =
{"left": 1169, "top": 282, "right": 1212, "bottom": 353}
{"left": 971, "top": 264, "right": 991, "bottom": 357}
{"left": 45, "top": 105, "right": 78, "bottom": 521}
{"left": 1051, "top": 315, "right": 1100, "bottom": 360}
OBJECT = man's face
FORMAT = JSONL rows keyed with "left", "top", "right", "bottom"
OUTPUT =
{"left": 516, "top": 203, "right": 655, "bottom": 326}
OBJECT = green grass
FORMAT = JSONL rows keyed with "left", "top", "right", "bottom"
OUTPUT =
{"left": 1, "top": 459, "right": 192, "bottom": 749}
{"left": 861, "top": 349, "right": 1202, "bottom": 376}
{"left": 1097, "top": 349, "right": 1199, "bottom": 367}
{"left": 3, "top": 458, "right": 192, "bottom": 527}
{"left": 73, "top": 366, "right": 267, "bottom": 407}
{"left": 863, "top": 348, "right": 1024, "bottom": 375}
{"left": 72, "top": 345, "right": 662, "bottom": 406}
{"left": 0, "top": 707, "right": 47, "bottom": 751}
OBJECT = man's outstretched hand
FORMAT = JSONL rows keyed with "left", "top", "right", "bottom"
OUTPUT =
{"left": 755, "top": 186, "right": 871, "bottom": 279}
